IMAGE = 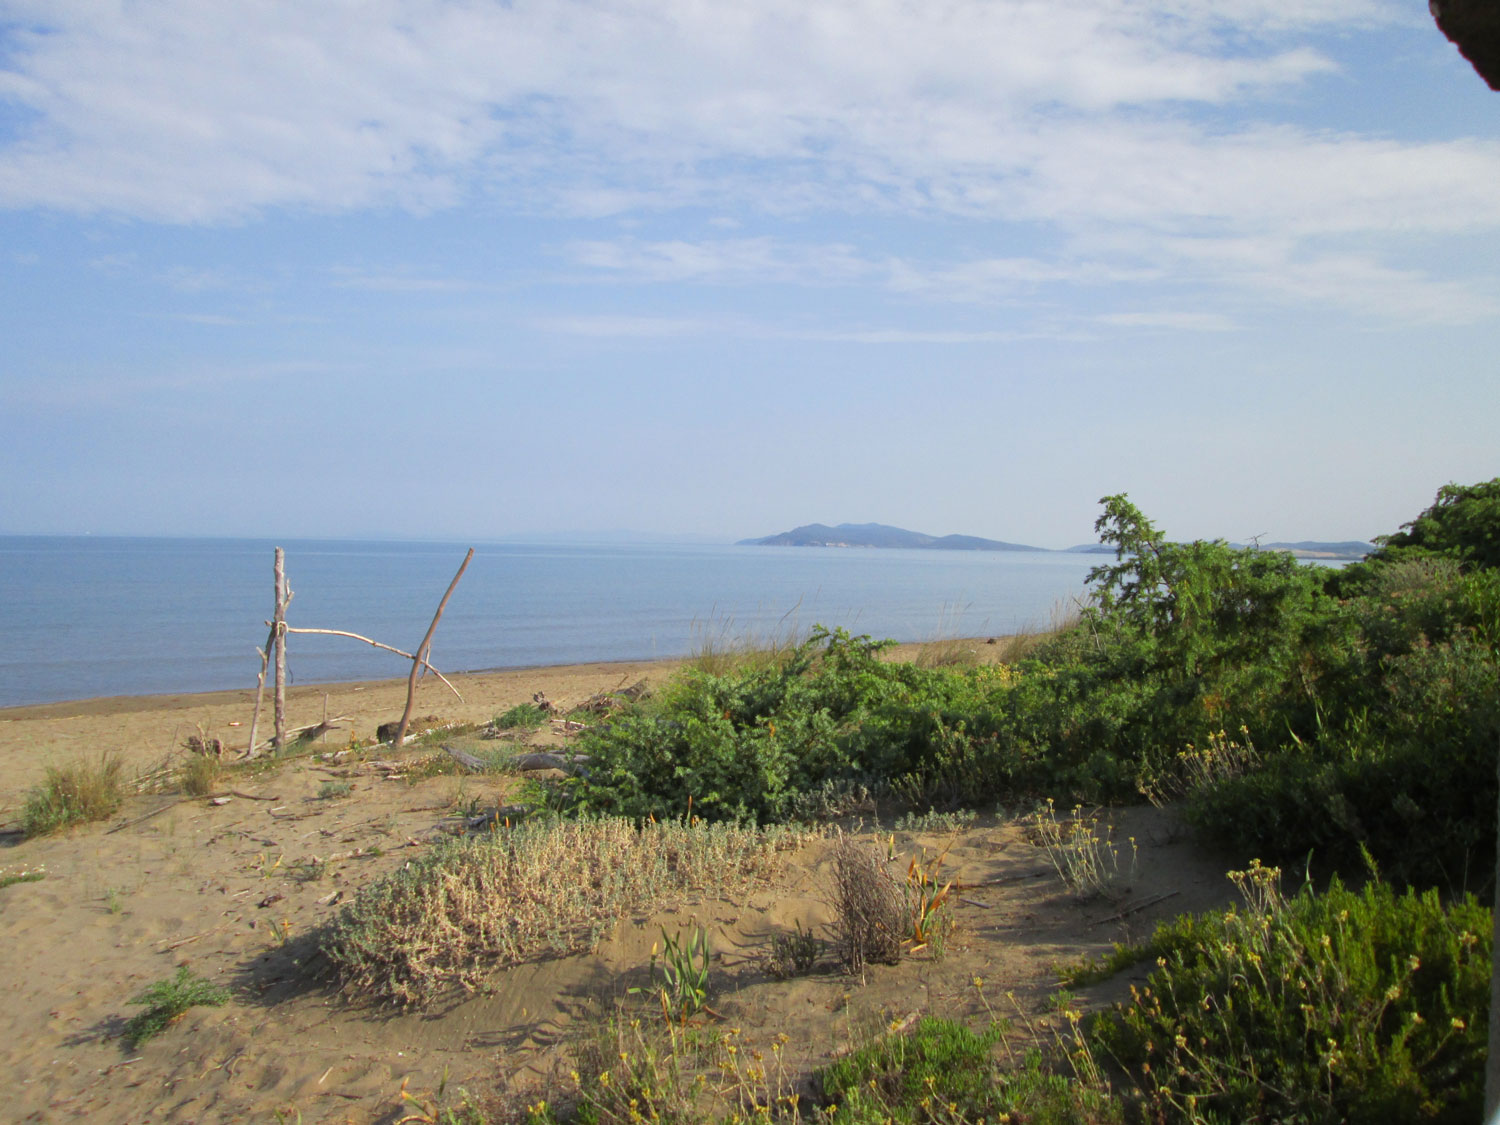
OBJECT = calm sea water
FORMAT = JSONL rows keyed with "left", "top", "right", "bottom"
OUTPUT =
{"left": 0, "top": 537, "right": 1100, "bottom": 708}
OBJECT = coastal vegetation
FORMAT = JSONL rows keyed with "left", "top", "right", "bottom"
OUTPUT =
{"left": 306, "top": 478, "right": 1500, "bottom": 1124}
{"left": 564, "top": 482, "right": 1500, "bottom": 899}
{"left": 21, "top": 753, "right": 124, "bottom": 837}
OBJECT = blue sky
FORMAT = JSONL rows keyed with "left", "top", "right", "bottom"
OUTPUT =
{"left": 1, "top": 0, "right": 1496, "bottom": 549}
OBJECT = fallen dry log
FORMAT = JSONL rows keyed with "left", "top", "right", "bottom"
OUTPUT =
{"left": 443, "top": 745, "right": 490, "bottom": 773}
{"left": 509, "top": 751, "right": 592, "bottom": 776}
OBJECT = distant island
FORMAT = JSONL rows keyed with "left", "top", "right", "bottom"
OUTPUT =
{"left": 740, "top": 523, "right": 1372, "bottom": 560}
{"left": 737, "top": 522, "right": 1045, "bottom": 551}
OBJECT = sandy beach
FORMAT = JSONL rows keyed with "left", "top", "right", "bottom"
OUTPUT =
{"left": 0, "top": 647, "right": 1232, "bottom": 1124}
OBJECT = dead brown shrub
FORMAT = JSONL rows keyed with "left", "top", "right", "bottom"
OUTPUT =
{"left": 828, "top": 832, "right": 904, "bottom": 975}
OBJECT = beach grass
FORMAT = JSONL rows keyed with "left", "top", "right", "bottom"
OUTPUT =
{"left": 22, "top": 753, "right": 125, "bottom": 837}
{"left": 322, "top": 815, "right": 810, "bottom": 1008}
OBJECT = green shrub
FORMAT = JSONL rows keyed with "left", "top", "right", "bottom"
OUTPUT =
{"left": 495, "top": 702, "right": 550, "bottom": 731}
{"left": 1363, "top": 477, "right": 1500, "bottom": 572}
{"left": 23, "top": 754, "right": 125, "bottom": 836}
{"left": 566, "top": 627, "right": 1024, "bottom": 823}
{"left": 818, "top": 1017, "right": 1120, "bottom": 1124}
{"left": 1087, "top": 863, "right": 1490, "bottom": 1124}
{"left": 1188, "top": 632, "right": 1499, "bottom": 891}
{"left": 123, "top": 968, "right": 230, "bottom": 1047}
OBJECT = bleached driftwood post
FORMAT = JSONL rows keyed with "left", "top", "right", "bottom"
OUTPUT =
{"left": 393, "top": 548, "right": 474, "bottom": 748}
{"left": 273, "top": 547, "right": 289, "bottom": 751}
{"left": 245, "top": 620, "right": 276, "bottom": 759}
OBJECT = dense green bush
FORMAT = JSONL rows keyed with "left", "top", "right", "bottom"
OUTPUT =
{"left": 1087, "top": 864, "right": 1490, "bottom": 1124}
{"left": 818, "top": 1017, "right": 1120, "bottom": 1125}
{"left": 565, "top": 627, "right": 1019, "bottom": 821}
{"left": 1363, "top": 478, "right": 1500, "bottom": 572}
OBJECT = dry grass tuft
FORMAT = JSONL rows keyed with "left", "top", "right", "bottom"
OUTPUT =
{"left": 685, "top": 613, "right": 806, "bottom": 677}
{"left": 323, "top": 816, "right": 809, "bottom": 1008}
{"left": 22, "top": 754, "right": 125, "bottom": 837}
{"left": 178, "top": 753, "right": 224, "bottom": 797}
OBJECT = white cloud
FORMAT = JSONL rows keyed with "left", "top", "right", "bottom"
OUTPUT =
{"left": 1097, "top": 311, "right": 1239, "bottom": 332}
{"left": 2, "top": 0, "right": 1494, "bottom": 329}
{"left": 0, "top": 0, "right": 1404, "bottom": 226}
{"left": 565, "top": 237, "right": 871, "bottom": 284}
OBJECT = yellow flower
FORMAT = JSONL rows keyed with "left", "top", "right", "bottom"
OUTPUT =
{"left": 1452, "top": 1018, "right": 1467, "bottom": 1032}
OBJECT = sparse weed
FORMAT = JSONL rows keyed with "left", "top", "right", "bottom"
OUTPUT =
{"left": 1025, "top": 800, "right": 1136, "bottom": 899}
{"left": 123, "top": 967, "right": 230, "bottom": 1047}
{"left": 317, "top": 779, "right": 353, "bottom": 800}
{"left": 290, "top": 858, "right": 327, "bottom": 883}
{"left": 22, "top": 754, "right": 125, "bottom": 837}
{"left": 104, "top": 886, "right": 125, "bottom": 914}
{"left": 0, "top": 867, "right": 45, "bottom": 892}
{"left": 1138, "top": 726, "right": 1260, "bottom": 807}
{"left": 893, "top": 808, "right": 978, "bottom": 834}
{"left": 685, "top": 613, "right": 805, "bottom": 677}
{"left": 914, "top": 638, "right": 982, "bottom": 669}
{"left": 765, "top": 921, "right": 824, "bottom": 980}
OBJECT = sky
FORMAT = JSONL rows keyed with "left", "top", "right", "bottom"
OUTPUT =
{"left": 1, "top": 1, "right": 1497, "bottom": 550}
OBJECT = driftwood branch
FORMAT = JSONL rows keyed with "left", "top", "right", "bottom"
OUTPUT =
{"left": 441, "top": 744, "right": 592, "bottom": 778}
{"left": 394, "top": 549, "right": 474, "bottom": 747}
{"left": 282, "top": 627, "right": 464, "bottom": 701}
{"left": 245, "top": 623, "right": 277, "bottom": 760}
{"left": 1091, "top": 890, "right": 1181, "bottom": 928}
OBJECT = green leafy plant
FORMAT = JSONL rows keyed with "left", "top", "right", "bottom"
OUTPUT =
{"left": 636, "top": 926, "right": 713, "bottom": 1023}
{"left": 903, "top": 845, "right": 954, "bottom": 955}
{"left": 123, "top": 967, "right": 230, "bottom": 1047}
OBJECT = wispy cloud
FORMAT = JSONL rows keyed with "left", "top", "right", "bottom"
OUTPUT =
{"left": 3, "top": 359, "right": 345, "bottom": 408}
{"left": 1097, "top": 311, "right": 1239, "bottom": 332}
{"left": 2, "top": 0, "right": 1495, "bottom": 331}
{"left": 536, "top": 314, "right": 717, "bottom": 338}
{"left": 328, "top": 266, "right": 474, "bottom": 293}
{"left": 565, "top": 237, "right": 871, "bottom": 284}
{"left": 0, "top": 0, "right": 1418, "bottom": 226}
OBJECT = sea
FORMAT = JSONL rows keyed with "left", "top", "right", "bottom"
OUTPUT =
{"left": 0, "top": 536, "right": 1104, "bottom": 709}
